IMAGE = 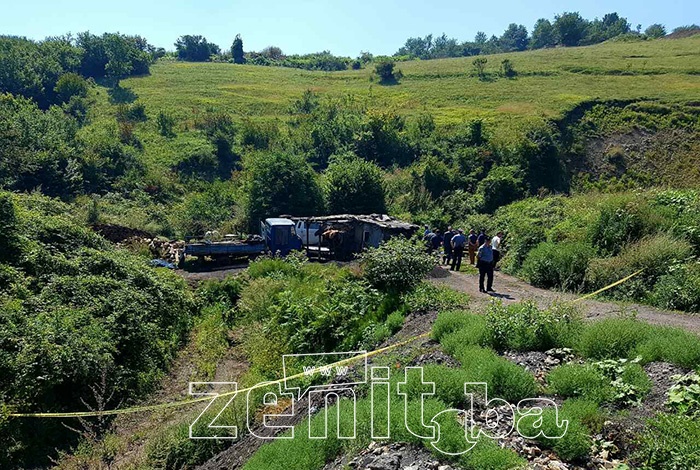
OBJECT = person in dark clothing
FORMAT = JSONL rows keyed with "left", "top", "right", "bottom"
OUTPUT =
{"left": 442, "top": 226, "right": 455, "bottom": 265}
{"left": 450, "top": 229, "right": 466, "bottom": 272}
{"left": 467, "top": 229, "right": 478, "bottom": 265}
{"left": 476, "top": 229, "right": 486, "bottom": 247}
{"left": 476, "top": 237, "right": 495, "bottom": 293}
{"left": 431, "top": 229, "right": 443, "bottom": 252}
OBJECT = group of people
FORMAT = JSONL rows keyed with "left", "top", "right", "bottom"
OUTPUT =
{"left": 424, "top": 226, "right": 503, "bottom": 294}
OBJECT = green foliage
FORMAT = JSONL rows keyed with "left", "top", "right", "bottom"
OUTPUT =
{"left": 652, "top": 263, "right": 700, "bottom": 312}
{"left": 403, "top": 282, "right": 470, "bottom": 313}
{"left": 554, "top": 12, "right": 590, "bottom": 47}
{"left": 196, "top": 275, "right": 244, "bottom": 308}
{"left": 174, "top": 35, "right": 221, "bottom": 62}
{"left": 445, "top": 344, "right": 538, "bottom": 402}
{"left": 485, "top": 301, "right": 583, "bottom": 352}
{"left": 633, "top": 325, "right": 700, "bottom": 369}
{"left": 432, "top": 310, "right": 486, "bottom": 342}
{"left": 156, "top": 110, "right": 176, "bottom": 137}
{"left": 478, "top": 165, "right": 526, "bottom": 213}
{"left": 634, "top": 414, "right": 700, "bottom": 470}
{"left": 231, "top": 34, "right": 244, "bottom": 64}
{"left": 360, "top": 236, "right": 436, "bottom": 293}
{"left": 592, "top": 358, "right": 652, "bottom": 405}
{"left": 76, "top": 32, "right": 153, "bottom": 79}
{"left": 519, "top": 406, "right": 592, "bottom": 461}
{"left": 241, "top": 152, "right": 324, "bottom": 230}
{"left": 54, "top": 72, "right": 89, "bottom": 104}
{"left": 585, "top": 235, "right": 693, "bottom": 301}
{"left": 324, "top": 153, "right": 386, "bottom": 214}
{"left": 521, "top": 242, "right": 595, "bottom": 291}
{"left": 644, "top": 24, "right": 667, "bottom": 38}
{"left": 500, "top": 59, "right": 516, "bottom": 78}
{"left": 577, "top": 318, "right": 651, "bottom": 360}
{"left": 667, "top": 372, "right": 700, "bottom": 417}
{"left": 175, "top": 180, "right": 236, "bottom": 235}
{"left": 472, "top": 57, "right": 487, "bottom": 79}
{"left": 374, "top": 59, "right": 402, "bottom": 84}
{"left": 547, "top": 363, "right": 615, "bottom": 403}
{"left": 0, "top": 192, "right": 196, "bottom": 467}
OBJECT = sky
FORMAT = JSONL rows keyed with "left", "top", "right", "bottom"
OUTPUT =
{"left": 1, "top": 0, "right": 697, "bottom": 57}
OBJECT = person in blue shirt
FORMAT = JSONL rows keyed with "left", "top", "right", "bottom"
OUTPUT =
{"left": 450, "top": 229, "right": 466, "bottom": 272}
{"left": 476, "top": 236, "right": 495, "bottom": 293}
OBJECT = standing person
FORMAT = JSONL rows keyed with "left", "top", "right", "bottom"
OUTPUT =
{"left": 467, "top": 229, "right": 478, "bottom": 265}
{"left": 477, "top": 229, "right": 486, "bottom": 247}
{"left": 492, "top": 231, "right": 503, "bottom": 269}
{"left": 431, "top": 229, "right": 443, "bottom": 253}
{"left": 442, "top": 226, "right": 455, "bottom": 265}
{"left": 450, "top": 229, "right": 466, "bottom": 272}
{"left": 423, "top": 225, "right": 430, "bottom": 237}
{"left": 476, "top": 237, "right": 495, "bottom": 293}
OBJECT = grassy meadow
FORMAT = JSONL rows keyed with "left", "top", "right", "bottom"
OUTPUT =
{"left": 119, "top": 35, "right": 700, "bottom": 126}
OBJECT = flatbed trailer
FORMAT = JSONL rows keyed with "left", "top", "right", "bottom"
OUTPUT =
{"left": 184, "top": 239, "right": 267, "bottom": 259}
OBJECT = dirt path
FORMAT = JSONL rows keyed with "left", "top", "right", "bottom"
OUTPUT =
{"left": 430, "top": 265, "right": 700, "bottom": 334}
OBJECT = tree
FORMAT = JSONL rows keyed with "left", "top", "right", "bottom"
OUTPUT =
{"left": 531, "top": 18, "right": 556, "bottom": 49}
{"left": 472, "top": 57, "right": 487, "bottom": 79}
{"left": 474, "top": 32, "right": 487, "bottom": 45}
{"left": 174, "top": 35, "right": 220, "bottom": 61}
{"left": 242, "top": 152, "right": 324, "bottom": 230}
{"left": 324, "top": 153, "right": 386, "bottom": 214}
{"left": 260, "top": 46, "right": 284, "bottom": 60}
{"left": 374, "top": 59, "right": 402, "bottom": 84}
{"left": 478, "top": 165, "right": 526, "bottom": 213}
{"left": 588, "top": 13, "right": 631, "bottom": 43}
{"left": 501, "top": 59, "right": 516, "bottom": 78}
{"left": 54, "top": 73, "right": 88, "bottom": 103}
{"left": 554, "top": 12, "right": 590, "bottom": 47}
{"left": 645, "top": 24, "right": 667, "bottom": 38}
{"left": 231, "top": 34, "right": 244, "bottom": 64}
{"left": 500, "top": 23, "right": 529, "bottom": 51}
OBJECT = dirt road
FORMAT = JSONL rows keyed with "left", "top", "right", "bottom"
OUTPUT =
{"left": 430, "top": 265, "right": 700, "bottom": 334}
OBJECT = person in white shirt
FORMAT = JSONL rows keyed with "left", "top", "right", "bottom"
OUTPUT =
{"left": 491, "top": 231, "right": 503, "bottom": 268}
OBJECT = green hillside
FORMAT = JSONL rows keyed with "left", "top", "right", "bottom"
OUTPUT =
{"left": 119, "top": 35, "right": 700, "bottom": 127}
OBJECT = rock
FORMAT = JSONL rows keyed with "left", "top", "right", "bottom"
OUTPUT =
{"left": 367, "top": 453, "right": 400, "bottom": 470}
{"left": 438, "top": 465, "right": 453, "bottom": 470}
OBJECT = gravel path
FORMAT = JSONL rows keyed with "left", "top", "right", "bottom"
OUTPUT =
{"left": 430, "top": 265, "right": 700, "bottom": 334}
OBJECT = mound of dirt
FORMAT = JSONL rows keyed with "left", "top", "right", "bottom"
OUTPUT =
{"left": 91, "top": 223, "right": 154, "bottom": 243}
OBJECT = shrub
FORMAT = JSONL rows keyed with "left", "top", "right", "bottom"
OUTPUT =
{"left": 500, "top": 59, "right": 516, "bottom": 78}
{"left": 585, "top": 234, "right": 693, "bottom": 302}
{"left": 633, "top": 414, "right": 700, "bottom": 470}
{"left": 588, "top": 197, "right": 673, "bottom": 256}
{"left": 521, "top": 242, "right": 595, "bottom": 291}
{"left": 667, "top": 372, "right": 700, "bottom": 417}
{"left": 197, "top": 275, "right": 244, "bottom": 308}
{"left": 374, "top": 59, "right": 402, "bottom": 83}
{"left": 577, "top": 318, "right": 651, "bottom": 360}
{"left": 404, "top": 282, "right": 470, "bottom": 314}
{"left": 472, "top": 57, "right": 487, "bottom": 79}
{"left": 324, "top": 153, "right": 386, "bottom": 214}
{"left": 477, "top": 165, "right": 526, "bottom": 213}
{"left": 519, "top": 406, "right": 591, "bottom": 461}
{"left": 450, "top": 345, "right": 539, "bottom": 402}
{"left": 547, "top": 363, "right": 614, "bottom": 404}
{"left": 247, "top": 257, "right": 300, "bottom": 279}
{"left": 651, "top": 263, "right": 700, "bottom": 313}
{"left": 432, "top": 310, "right": 486, "bottom": 342}
{"left": 633, "top": 325, "right": 700, "bottom": 369}
{"left": 559, "top": 398, "right": 606, "bottom": 433}
{"left": 360, "top": 236, "right": 435, "bottom": 293}
{"left": 484, "top": 301, "right": 583, "bottom": 352}
{"left": 156, "top": 110, "right": 176, "bottom": 137}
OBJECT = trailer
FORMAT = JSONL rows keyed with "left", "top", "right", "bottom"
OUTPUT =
{"left": 182, "top": 218, "right": 302, "bottom": 265}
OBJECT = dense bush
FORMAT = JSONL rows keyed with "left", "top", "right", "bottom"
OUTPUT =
{"left": 577, "top": 318, "right": 651, "bottom": 360}
{"left": 0, "top": 193, "right": 196, "bottom": 467}
{"left": 241, "top": 152, "right": 325, "bottom": 231}
{"left": 585, "top": 234, "right": 693, "bottom": 301}
{"left": 477, "top": 165, "right": 526, "bottom": 213}
{"left": 634, "top": 414, "right": 700, "bottom": 469}
{"left": 360, "top": 236, "right": 435, "bottom": 292}
{"left": 651, "top": 263, "right": 700, "bottom": 312}
{"left": 484, "top": 301, "right": 583, "bottom": 352}
{"left": 324, "top": 153, "right": 386, "bottom": 214}
{"left": 547, "top": 363, "right": 614, "bottom": 403}
{"left": 521, "top": 242, "right": 595, "bottom": 291}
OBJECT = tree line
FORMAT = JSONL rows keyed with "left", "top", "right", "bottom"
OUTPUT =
{"left": 394, "top": 12, "right": 689, "bottom": 60}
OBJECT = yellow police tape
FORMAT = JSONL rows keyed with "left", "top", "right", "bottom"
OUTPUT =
{"left": 8, "top": 268, "right": 643, "bottom": 419}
